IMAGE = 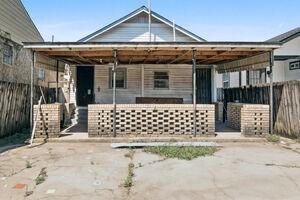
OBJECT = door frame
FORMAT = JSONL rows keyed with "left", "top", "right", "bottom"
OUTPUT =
{"left": 76, "top": 66, "right": 95, "bottom": 106}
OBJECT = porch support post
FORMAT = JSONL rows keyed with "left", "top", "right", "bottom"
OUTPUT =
{"left": 30, "top": 51, "right": 36, "bottom": 131}
{"left": 56, "top": 60, "right": 59, "bottom": 102}
{"left": 192, "top": 50, "right": 197, "bottom": 137}
{"left": 269, "top": 50, "right": 274, "bottom": 134}
{"left": 113, "top": 50, "right": 118, "bottom": 137}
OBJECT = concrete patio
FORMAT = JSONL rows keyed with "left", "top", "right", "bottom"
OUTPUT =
{"left": 0, "top": 142, "right": 299, "bottom": 200}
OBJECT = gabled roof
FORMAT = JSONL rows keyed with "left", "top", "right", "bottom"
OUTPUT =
{"left": 267, "top": 27, "right": 300, "bottom": 43}
{"left": 78, "top": 6, "right": 205, "bottom": 42}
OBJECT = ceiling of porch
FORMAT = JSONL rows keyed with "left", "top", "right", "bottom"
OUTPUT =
{"left": 24, "top": 42, "right": 281, "bottom": 66}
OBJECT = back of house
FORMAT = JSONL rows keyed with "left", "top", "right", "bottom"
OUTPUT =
{"left": 70, "top": 6, "right": 209, "bottom": 106}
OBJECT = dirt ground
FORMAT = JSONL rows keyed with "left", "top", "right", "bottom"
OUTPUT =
{"left": 0, "top": 142, "right": 299, "bottom": 200}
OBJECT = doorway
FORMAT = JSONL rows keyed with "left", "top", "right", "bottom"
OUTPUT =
{"left": 76, "top": 66, "right": 94, "bottom": 106}
{"left": 196, "top": 68, "right": 212, "bottom": 104}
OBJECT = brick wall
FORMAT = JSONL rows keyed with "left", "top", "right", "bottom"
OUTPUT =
{"left": 88, "top": 104, "right": 215, "bottom": 137}
{"left": 227, "top": 103, "right": 269, "bottom": 136}
{"left": 33, "top": 104, "right": 62, "bottom": 138}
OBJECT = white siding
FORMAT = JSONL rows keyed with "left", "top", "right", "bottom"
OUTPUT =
{"left": 89, "top": 13, "right": 197, "bottom": 42}
{"left": 89, "top": 64, "right": 193, "bottom": 104}
{"left": 0, "top": 0, "right": 43, "bottom": 44}
{"left": 215, "top": 36, "right": 300, "bottom": 89}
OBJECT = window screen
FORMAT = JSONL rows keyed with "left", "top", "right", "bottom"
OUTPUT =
{"left": 3, "top": 44, "right": 13, "bottom": 65}
{"left": 154, "top": 72, "right": 169, "bottom": 89}
{"left": 109, "top": 68, "right": 127, "bottom": 89}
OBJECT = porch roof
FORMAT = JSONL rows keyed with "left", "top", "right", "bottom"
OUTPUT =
{"left": 24, "top": 42, "right": 281, "bottom": 72}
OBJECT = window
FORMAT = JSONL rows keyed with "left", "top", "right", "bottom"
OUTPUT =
{"left": 154, "top": 72, "right": 169, "bottom": 89}
{"left": 290, "top": 61, "right": 300, "bottom": 70}
{"left": 3, "top": 44, "right": 13, "bottom": 65}
{"left": 38, "top": 68, "right": 45, "bottom": 80}
{"left": 222, "top": 73, "right": 230, "bottom": 88}
{"left": 109, "top": 68, "right": 127, "bottom": 89}
{"left": 246, "top": 69, "right": 266, "bottom": 86}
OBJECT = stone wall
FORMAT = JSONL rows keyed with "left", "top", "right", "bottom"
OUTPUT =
{"left": 227, "top": 103, "right": 269, "bottom": 136}
{"left": 88, "top": 104, "right": 215, "bottom": 137}
{"left": 33, "top": 104, "right": 62, "bottom": 138}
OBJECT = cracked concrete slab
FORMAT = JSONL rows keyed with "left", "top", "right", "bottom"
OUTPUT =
{"left": 130, "top": 143, "right": 300, "bottom": 200}
{"left": 0, "top": 142, "right": 300, "bottom": 200}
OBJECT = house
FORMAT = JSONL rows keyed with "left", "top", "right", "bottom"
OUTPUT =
{"left": 0, "top": 0, "right": 65, "bottom": 88}
{"left": 216, "top": 27, "right": 300, "bottom": 90}
{"left": 25, "top": 6, "right": 280, "bottom": 138}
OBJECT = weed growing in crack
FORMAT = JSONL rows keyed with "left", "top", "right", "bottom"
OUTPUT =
{"left": 124, "top": 149, "right": 135, "bottom": 159}
{"left": 267, "top": 135, "right": 280, "bottom": 143}
{"left": 124, "top": 163, "right": 135, "bottom": 188}
{"left": 35, "top": 167, "right": 47, "bottom": 185}
{"left": 26, "top": 161, "right": 32, "bottom": 168}
{"left": 144, "top": 146, "right": 218, "bottom": 160}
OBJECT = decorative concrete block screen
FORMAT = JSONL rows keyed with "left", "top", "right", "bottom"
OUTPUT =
{"left": 227, "top": 103, "right": 269, "bottom": 136}
{"left": 88, "top": 104, "right": 215, "bottom": 137}
{"left": 33, "top": 104, "right": 62, "bottom": 138}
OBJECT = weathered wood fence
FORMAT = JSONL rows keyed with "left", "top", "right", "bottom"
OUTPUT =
{"left": 221, "top": 80, "right": 300, "bottom": 138}
{"left": 0, "top": 81, "right": 49, "bottom": 138}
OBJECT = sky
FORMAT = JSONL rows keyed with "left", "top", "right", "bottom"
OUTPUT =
{"left": 22, "top": 0, "right": 300, "bottom": 42}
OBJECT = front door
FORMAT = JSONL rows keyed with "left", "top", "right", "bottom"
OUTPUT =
{"left": 77, "top": 66, "right": 94, "bottom": 106}
{"left": 196, "top": 68, "right": 212, "bottom": 104}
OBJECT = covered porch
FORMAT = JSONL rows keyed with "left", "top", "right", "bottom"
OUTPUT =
{"left": 25, "top": 42, "right": 280, "bottom": 138}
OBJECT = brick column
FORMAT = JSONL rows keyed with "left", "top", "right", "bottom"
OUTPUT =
{"left": 33, "top": 104, "right": 62, "bottom": 138}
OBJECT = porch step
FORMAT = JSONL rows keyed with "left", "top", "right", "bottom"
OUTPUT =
{"left": 71, "top": 107, "right": 88, "bottom": 124}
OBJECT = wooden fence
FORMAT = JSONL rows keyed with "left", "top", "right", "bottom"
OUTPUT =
{"left": 0, "top": 81, "right": 49, "bottom": 138}
{"left": 221, "top": 80, "right": 300, "bottom": 138}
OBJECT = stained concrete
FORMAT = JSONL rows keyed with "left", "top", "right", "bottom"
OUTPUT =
{"left": 0, "top": 142, "right": 299, "bottom": 200}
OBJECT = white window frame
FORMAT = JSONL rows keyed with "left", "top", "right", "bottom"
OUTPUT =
{"left": 109, "top": 67, "right": 127, "bottom": 89}
{"left": 153, "top": 71, "right": 169, "bottom": 89}
{"left": 2, "top": 43, "right": 13, "bottom": 65}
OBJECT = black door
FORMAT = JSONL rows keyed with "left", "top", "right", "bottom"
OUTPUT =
{"left": 196, "top": 68, "right": 212, "bottom": 104}
{"left": 77, "top": 66, "right": 94, "bottom": 106}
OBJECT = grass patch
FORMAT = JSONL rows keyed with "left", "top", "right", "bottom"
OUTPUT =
{"left": 267, "top": 134, "right": 280, "bottom": 143}
{"left": 123, "top": 163, "right": 135, "bottom": 189}
{"left": 35, "top": 167, "right": 47, "bottom": 185}
{"left": 144, "top": 146, "right": 218, "bottom": 160}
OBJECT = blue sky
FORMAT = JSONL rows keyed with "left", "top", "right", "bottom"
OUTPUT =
{"left": 23, "top": 0, "right": 300, "bottom": 42}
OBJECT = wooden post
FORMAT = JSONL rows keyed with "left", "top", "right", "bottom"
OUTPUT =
{"left": 269, "top": 51, "right": 274, "bottom": 134}
{"left": 113, "top": 50, "right": 118, "bottom": 137}
{"left": 30, "top": 51, "right": 35, "bottom": 131}
{"left": 56, "top": 60, "right": 59, "bottom": 102}
{"left": 192, "top": 50, "right": 197, "bottom": 137}
{"left": 30, "top": 96, "right": 43, "bottom": 146}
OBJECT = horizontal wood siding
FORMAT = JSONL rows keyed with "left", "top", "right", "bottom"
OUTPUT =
{"left": 144, "top": 65, "right": 192, "bottom": 103}
{"left": 90, "top": 23, "right": 196, "bottom": 42}
{"left": 0, "top": 0, "right": 43, "bottom": 43}
{"left": 88, "top": 64, "right": 193, "bottom": 104}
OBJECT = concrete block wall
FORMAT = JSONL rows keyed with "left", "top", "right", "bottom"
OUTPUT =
{"left": 227, "top": 103, "right": 269, "bottom": 136}
{"left": 33, "top": 104, "right": 62, "bottom": 138}
{"left": 88, "top": 104, "right": 215, "bottom": 137}
{"left": 227, "top": 103, "right": 243, "bottom": 130}
{"left": 214, "top": 102, "right": 224, "bottom": 122}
